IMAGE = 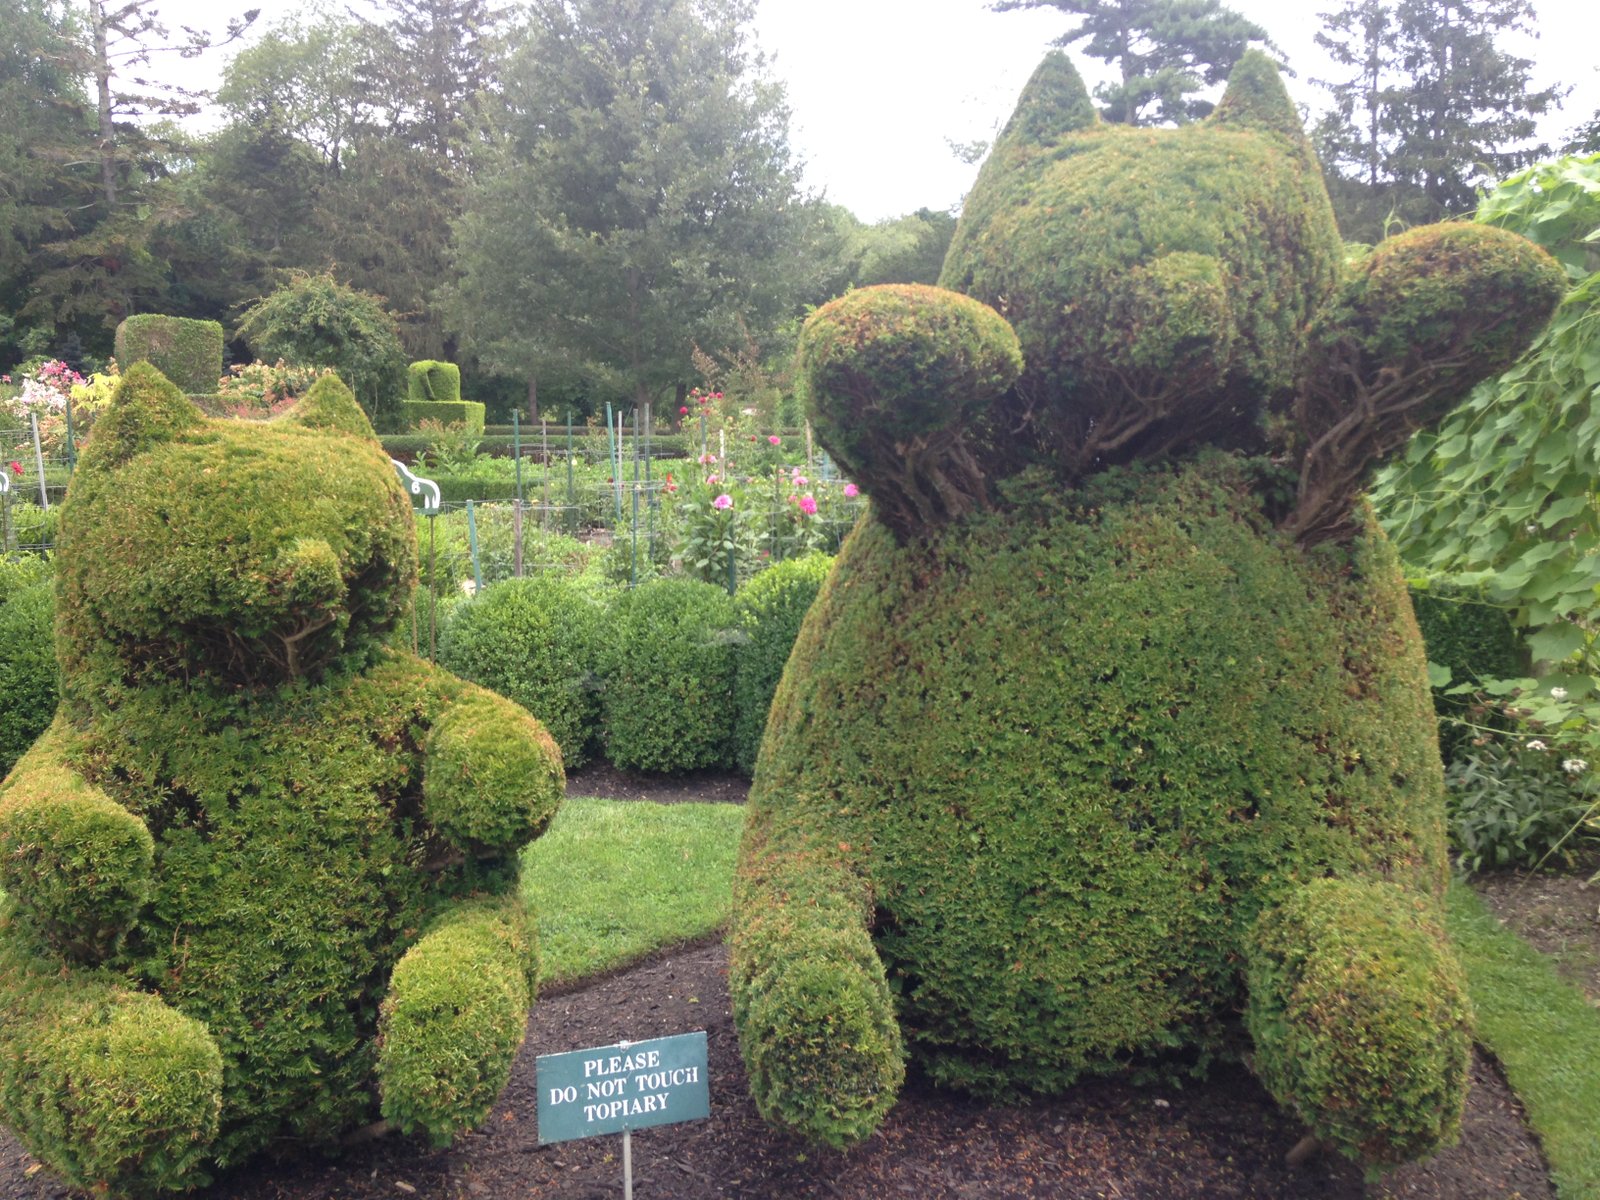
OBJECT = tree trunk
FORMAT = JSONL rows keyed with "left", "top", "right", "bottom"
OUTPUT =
{"left": 90, "top": 0, "right": 116, "bottom": 211}
{"left": 527, "top": 374, "right": 539, "bottom": 424}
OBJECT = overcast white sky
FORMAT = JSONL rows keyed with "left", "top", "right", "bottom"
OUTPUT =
{"left": 157, "top": 0, "right": 1600, "bottom": 222}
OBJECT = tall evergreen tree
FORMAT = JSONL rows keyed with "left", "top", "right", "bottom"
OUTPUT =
{"left": 1313, "top": 0, "right": 1562, "bottom": 240}
{"left": 449, "top": 0, "right": 808, "bottom": 410}
{"left": 993, "top": 0, "right": 1274, "bottom": 125}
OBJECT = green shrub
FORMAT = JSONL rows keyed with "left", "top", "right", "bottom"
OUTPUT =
{"left": 735, "top": 456, "right": 1449, "bottom": 1121}
{"left": 113, "top": 315, "right": 224, "bottom": 395}
{"left": 236, "top": 273, "right": 407, "bottom": 431}
{"left": 0, "top": 556, "right": 55, "bottom": 774}
{"left": 378, "top": 897, "right": 535, "bottom": 1145}
{"left": 407, "top": 361, "right": 462, "bottom": 403}
{"left": 1246, "top": 879, "right": 1471, "bottom": 1168}
{"left": 729, "top": 847, "right": 905, "bottom": 1148}
{"left": 437, "top": 576, "right": 605, "bottom": 767}
{"left": 599, "top": 578, "right": 739, "bottom": 772}
{"left": 5, "top": 501, "right": 58, "bottom": 551}
{"left": 1410, "top": 582, "right": 1527, "bottom": 760}
{"left": 1443, "top": 741, "right": 1598, "bottom": 872}
{"left": 0, "top": 944, "right": 224, "bottom": 1196}
{"left": 732, "top": 554, "right": 832, "bottom": 775}
{"left": 402, "top": 400, "right": 485, "bottom": 436}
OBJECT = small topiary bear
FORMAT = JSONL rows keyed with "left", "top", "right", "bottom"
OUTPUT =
{"left": 729, "top": 52, "right": 1566, "bottom": 1170}
{"left": 0, "top": 364, "right": 563, "bottom": 1196}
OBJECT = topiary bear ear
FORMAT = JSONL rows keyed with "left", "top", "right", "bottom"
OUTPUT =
{"left": 1210, "top": 50, "right": 1305, "bottom": 142}
{"left": 798, "top": 284, "right": 1022, "bottom": 541}
{"left": 992, "top": 51, "right": 1098, "bottom": 154}
{"left": 286, "top": 372, "right": 378, "bottom": 440}
{"left": 77, "top": 361, "right": 202, "bottom": 472}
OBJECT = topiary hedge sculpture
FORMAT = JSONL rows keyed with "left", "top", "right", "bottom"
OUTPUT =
{"left": 0, "top": 364, "right": 563, "bottom": 1196}
{"left": 114, "top": 314, "right": 226, "bottom": 395}
{"left": 729, "top": 51, "right": 1565, "bottom": 1170}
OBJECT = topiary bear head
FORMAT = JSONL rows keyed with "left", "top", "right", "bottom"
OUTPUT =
{"left": 56, "top": 362, "right": 417, "bottom": 694}
{"left": 801, "top": 51, "right": 1565, "bottom": 545}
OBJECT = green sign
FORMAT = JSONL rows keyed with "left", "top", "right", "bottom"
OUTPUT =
{"left": 536, "top": 1032, "right": 710, "bottom": 1145}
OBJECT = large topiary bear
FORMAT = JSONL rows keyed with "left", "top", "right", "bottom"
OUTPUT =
{"left": 729, "top": 52, "right": 1566, "bottom": 1170}
{"left": 0, "top": 364, "right": 562, "bottom": 1196}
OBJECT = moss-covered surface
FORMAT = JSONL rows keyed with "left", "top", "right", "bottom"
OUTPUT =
{"left": 733, "top": 455, "right": 1450, "bottom": 1152}
{"left": 0, "top": 365, "right": 562, "bottom": 1195}
{"left": 114, "top": 315, "right": 225, "bottom": 395}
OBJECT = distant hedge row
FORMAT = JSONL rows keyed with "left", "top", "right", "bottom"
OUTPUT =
{"left": 436, "top": 556, "right": 832, "bottom": 774}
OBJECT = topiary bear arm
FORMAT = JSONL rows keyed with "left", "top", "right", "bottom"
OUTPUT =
{"left": 0, "top": 721, "right": 153, "bottom": 963}
{"left": 798, "top": 284, "right": 1022, "bottom": 541}
{"left": 727, "top": 814, "right": 906, "bottom": 1148}
{"left": 0, "top": 944, "right": 223, "bottom": 1197}
{"left": 1284, "top": 223, "right": 1566, "bottom": 545}
{"left": 376, "top": 894, "right": 535, "bottom": 1145}
{"left": 422, "top": 686, "right": 563, "bottom": 858}
{"left": 1244, "top": 878, "right": 1472, "bottom": 1169}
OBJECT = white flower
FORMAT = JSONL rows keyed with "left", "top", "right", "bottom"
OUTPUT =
{"left": 1527, "top": 739, "right": 1548, "bottom": 751}
{"left": 1551, "top": 687, "right": 1569, "bottom": 701}
{"left": 1526, "top": 523, "right": 1539, "bottom": 535}
{"left": 460, "top": 579, "right": 478, "bottom": 597}
{"left": 1564, "top": 758, "right": 1588, "bottom": 774}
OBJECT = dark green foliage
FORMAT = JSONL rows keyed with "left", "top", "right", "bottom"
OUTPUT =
{"left": 734, "top": 455, "right": 1450, "bottom": 1131}
{"left": 401, "top": 399, "right": 486, "bottom": 435}
{"left": 378, "top": 897, "right": 535, "bottom": 1145}
{"left": 113, "top": 315, "right": 225, "bottom": 395}
{"left": 437, "top": 575, "right": 604, "bottom": 768}
{"left": 0, "top": 363, "right": 563, "bottom": 1194}
{"left": 599, "top": 578, "right": 738, "bottom": 773}
{"left": 0, "top": 557, "right": 55, "bottom": 774}
{"left": 407, "top": 361, "right": 462, "bottom": 403}
{"left": 1443, "top": 744, "right": 1598, "bottom": 873}
{"left": 799, "top": 285, "right": 1021, "bottom": 537}
{"left": 1246, "top": 879, "right": 1471, "bottom": 1166}
{"left": 1411, "top": 583, "right": 1526, "bottom": 759}
{"left": 236, "top": 273, "right": 408, "bottom": 431}
{"left": 424, "top": 694, "right": 563, "bottom": 851}
{"left": 732, "top": 554, "right": 832, "bottom": 776}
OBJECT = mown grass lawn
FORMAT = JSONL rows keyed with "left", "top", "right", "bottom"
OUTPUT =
{"left": 522, "top": 796, "right": 745, "bottom": 988}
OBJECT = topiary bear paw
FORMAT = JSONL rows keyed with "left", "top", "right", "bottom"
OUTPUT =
{"left": 377, "top": 897, "right": 537, "bottom": 1146}
{"left": 1244, "top": 878, "right": 1472, "bottom": 1170}
{"left": 728, "top": 843, "right": 906, "bottom": 1147}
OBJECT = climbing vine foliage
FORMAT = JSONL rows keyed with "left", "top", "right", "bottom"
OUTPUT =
{"left": 1372, "top": 154, "right": 1600, "bottom": 736}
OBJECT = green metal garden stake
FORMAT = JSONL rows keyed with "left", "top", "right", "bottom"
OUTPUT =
{"left": 513, "top": 410, "right": 524, "bottom": 505}
{"left": 566, "top": 412, "right": 576, "bottom": 535}
{"left": 466, "top": 499, "right": 484, "bottom": 594}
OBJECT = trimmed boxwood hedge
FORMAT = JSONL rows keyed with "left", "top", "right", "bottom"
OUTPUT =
{"left": 598, "top": 578, "right": 739, "bottom": 773}
{"left": 0, "top": 557, "right": 55, "bottom": 775}
{"left": 437, "top": 575, "right": 605, "bottom": 768}
{"left": 732, "top": 455, "right": 1452, "bottom": 1152}
{"left": 402, "top": 399, "right": 486, "bottom": 435}
{"left": 113, "top": 314, "right": 225, "bottom": 394}
{"left": 732, "top": 553, "right": 832, "bottom": 776}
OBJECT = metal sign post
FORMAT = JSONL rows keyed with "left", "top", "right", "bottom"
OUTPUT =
{"left": 537, "top": 1031, "right": 710, "bottom": 1198}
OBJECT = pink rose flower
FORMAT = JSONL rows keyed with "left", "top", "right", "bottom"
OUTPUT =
{"left": 679, "top": 405, "right": 689, "bottom": 415}
{"left": 843, "top": 482, "right": 860, "bottom": 498}
{"left": 713, "top": 493, "right": 733, "bottom": 510}
{"left": 768, "top": 435, "right": 780, "bottom": 445}
{"left": 798, "top": 494, "right": 818, "bottom": 515}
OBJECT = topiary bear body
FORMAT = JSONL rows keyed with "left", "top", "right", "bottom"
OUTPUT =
{"left": 0, "top": 365, "right": 562, "bottom": 1195}
{"left": 730, "top": 54, "right": 1565, "bottom": 1168}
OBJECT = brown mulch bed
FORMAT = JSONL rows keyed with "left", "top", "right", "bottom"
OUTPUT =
{"left": 0, "top": 769, "right": 1561, "bottom": 1199}
{"left": 1473, "top": 859, "right": 1600, "bottom": 1005}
